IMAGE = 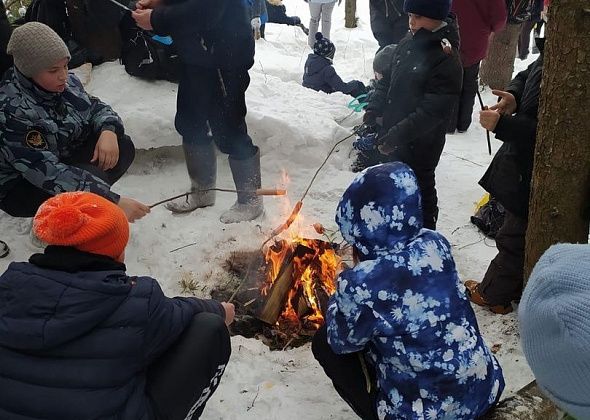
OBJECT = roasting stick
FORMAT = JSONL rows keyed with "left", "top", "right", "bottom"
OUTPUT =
{"left": 228, "top": 128, "right": 362, "bottom": 304}
{"left": 150, "top": 188, "right": 287, "bottom": 209}
{"left": 476, "top": 90, "right": 492, "bottom": 155}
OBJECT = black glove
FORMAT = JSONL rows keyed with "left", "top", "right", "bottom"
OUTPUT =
{"left": 293, "top": 16, "right": 301, "bottom": 25}
{"left": 349, "top": 80, "right": 368, "bottom": 98}
{"left": 363, "top": 110, "right": 378, "bottom": 127}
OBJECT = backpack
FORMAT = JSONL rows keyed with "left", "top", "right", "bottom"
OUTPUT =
{"left": 25, "top": 0, "right": 70, "bottom": 41}
{"left": 470, "top": 194, "right": 506, "bottom": 238}
{"left": 507, "top": 0, "right": 534, "bottom": 24}
{"left": 119, "top": 15, "right": 181, "bottom": 83}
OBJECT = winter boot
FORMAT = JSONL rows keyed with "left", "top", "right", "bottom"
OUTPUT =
{"left": 166, "top": 142, "right": 217, "bottom": 213}
{"left": 220, "top": 149, "right": 264, "bottom": 224}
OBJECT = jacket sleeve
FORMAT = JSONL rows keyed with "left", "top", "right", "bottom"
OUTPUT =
{"left": 250, "top": 0, "right": 263, "bottom": 18}
{"left": 489, "top": 0, "right": 508, "bottom": 32}
{"left": 380, "top": 56, "right": 462, "bottom": 148}
{"left": 505, "top": 62, "right": 534, "bottom": 106}
{"left": 151, "top": 0, "right": 228, "bottom": 35}
{"left": 69, "top": 75, "right": 124, "bottom": 137}
{"left": 0, "top": 112, "right": 120, "bottom": 203}
{"left": 323, "top": 66, "right": 365, "bottom": 97}
{"left": 365, "top": 71, "right": 389, "bottom": 115}
{"left": 142, "top": 278, "right": 225, "bottom": 364}
{"left": 326, "top": 274, "right": 379, "bottom": 353}
{"left": 493, "top": 113, "right": 537, "bottom": 147}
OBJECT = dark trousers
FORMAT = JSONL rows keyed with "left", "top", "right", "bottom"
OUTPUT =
{"left": 369, "top": 0, "right": 407, "bottom": 50}
{"left": 480, "top": 210, "right": 528, "bottom": 305}
{"left": 312, "top": 326, "right": 379, "bottom": 420}
{"left": 0, "top": 134, "right": 135, "bottom": 217}
{"left": 147, "top": 313, "right": 231, "bottom": 420}
{"left": 385, "top": 138, "right": 445, "bottom": 230}
{"left": 175, "top": 66, "right": 258, "bottom": 160}
{"left": 518, "top": 20, "right": 543, "bottom": 58}
{"left": 448, "top": 62, "right": 480, "bottom": 132}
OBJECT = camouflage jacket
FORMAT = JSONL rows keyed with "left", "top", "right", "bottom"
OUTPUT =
{"left": 0, "top": 68, "right": 124, "bottom": 204}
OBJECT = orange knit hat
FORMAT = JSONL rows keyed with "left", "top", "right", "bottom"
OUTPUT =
{"left": 33, "top": 192, "right": 129, "bottom": 260}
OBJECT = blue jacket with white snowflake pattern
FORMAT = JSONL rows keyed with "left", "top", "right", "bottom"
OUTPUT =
{"left": 326, "top": 162, "right": 505, "bottom": 419}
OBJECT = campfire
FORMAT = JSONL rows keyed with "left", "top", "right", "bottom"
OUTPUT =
{"left": 258, "top": 237, "right": 340, "bottom": 331}
{"left": 220, "top": 232, "right": 343, "bottom": 349}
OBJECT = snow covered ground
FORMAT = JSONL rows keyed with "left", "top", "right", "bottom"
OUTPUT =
{"left": 0, "top": 2, "right": 540, "bottom": 419}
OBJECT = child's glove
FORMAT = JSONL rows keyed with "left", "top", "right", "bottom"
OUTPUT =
{"left": 251, "top": 17, "right": 262, "bottom": 30}
{"left": 363, "top": 110, "right": 378, "bottom": 128}
{"left": 353, "top": 133, "right": 378, "bottom": 152}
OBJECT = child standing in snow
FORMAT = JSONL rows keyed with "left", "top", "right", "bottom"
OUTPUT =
{"left": 363, "top": 0, "right": 462, "bottom": 230}
{"left": 312, "top": 162, "right": 504, "bottom": 419}
{"left": 303, "top": 32, "right": 366, "bottom": 98}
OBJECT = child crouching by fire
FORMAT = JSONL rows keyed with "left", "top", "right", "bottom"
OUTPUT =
{"left": 312, "top": 162, "right": 505, "bottom": 419}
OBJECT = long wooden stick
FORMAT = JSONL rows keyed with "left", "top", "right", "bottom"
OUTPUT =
{"left": 476, "top": 90, "right": 492, "bottom": 156}
{"left": 150, "top": 188, "right": 287, "bottom": 208}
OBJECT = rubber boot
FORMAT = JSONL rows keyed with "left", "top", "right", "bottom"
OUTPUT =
{"left": 220, "top": 148, "right": 264, "bottom": 224}
{"left": 166, "top": 142, "right": 217, "bottom": 213}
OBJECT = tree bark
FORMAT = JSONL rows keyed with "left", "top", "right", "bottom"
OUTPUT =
{"left": 345, "top": 0, "right": 357, "bottom": 29}
{"left": 523, "top": 0, "right": 590, "bottom": 282}
{"left": 480, "top": 23, "right": 522, "bottom": 90}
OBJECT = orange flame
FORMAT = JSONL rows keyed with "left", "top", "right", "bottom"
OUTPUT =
{"left": 263, "top": 237, "right": 340, "bottom": 330}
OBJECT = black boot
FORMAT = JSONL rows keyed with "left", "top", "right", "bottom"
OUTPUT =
{"left": 166, "top": 142, "right": 217, "bottom": 213}
{"left": 220, "top": 148, "right": 264, "bottom": 224}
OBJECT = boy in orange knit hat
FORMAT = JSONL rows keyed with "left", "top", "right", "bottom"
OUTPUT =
{"left": 0, "top": 191, "right": 233, "bottom": 420}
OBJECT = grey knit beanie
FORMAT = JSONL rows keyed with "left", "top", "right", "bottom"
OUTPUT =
{"left": 519, "top": 243, "right": 590, "bottom": 420}
{"left": 373, "top": 44, "right": 397, "bottom": 76}
{"left": 6, "top": 22, "right": 71, "bottom": 78}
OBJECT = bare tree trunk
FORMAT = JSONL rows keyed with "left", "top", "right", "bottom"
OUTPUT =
{"left": 345, "top": 0, "right": 357, "bottom": 28}
{"left": 524, "top": 0, "right": 590, "bottom": 282}
{"left": 480, "top": 23, "right": 522, "bottom": 90}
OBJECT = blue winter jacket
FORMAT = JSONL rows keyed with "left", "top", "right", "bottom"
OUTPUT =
{"left": 0, "top": 246, "right": 225, "bottom": 420}
{"left": 327, "top": 162, "right": 505, "bottom": 419}
{"left": 151, "top": 0, "right": 255, "bottom": 70}
{"left": 302, "top": 54, "right": 365, "bottom": 97}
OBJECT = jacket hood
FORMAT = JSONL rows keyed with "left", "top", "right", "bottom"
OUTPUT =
{"left": 305, "top": 54, "right": 332, "bottom": 76}
{"left": 0, "top": 252, "right": 132, "bottom": 351}
{"left": 336, "top": 162, "right": 423, "bottom": 260}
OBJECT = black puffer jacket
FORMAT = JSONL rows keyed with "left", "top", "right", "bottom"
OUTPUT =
{"left": 151, "top": 0, "right": 254, "bottom": 70}
{"left": 0, "top": 246, "right": 224, "bottom": 420}
{"left": 366, "top": 18, "right": 462, "bottom": 164}
{"left": 479, "top": 49, "right": 544, "bottom": 219}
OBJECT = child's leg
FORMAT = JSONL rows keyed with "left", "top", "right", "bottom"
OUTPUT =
{"left": 457, "top": 62, "right": 481, "bottom": 132}
{"left": 320, "top": 2, "right": 336, "bottom": 40}
{"left": 312, "top": 326, "right": 379, "bottom": 420}
{"left": 308, "top": 3, "right": 322, "bottom": 47}
{"left": 64, "top": 133, "right": 136, "bottom": 185}
{"left": 146, "top": 313, "right": 231, "bottom": 420}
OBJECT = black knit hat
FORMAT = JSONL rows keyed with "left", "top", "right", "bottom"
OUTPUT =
{"left": 403, "top": 0, "right": 451, "bottom": 20}
{"left": 313, "top": 32, "right": 335, "bottom": 58}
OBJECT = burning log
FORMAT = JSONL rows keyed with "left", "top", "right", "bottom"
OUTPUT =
{"left": 256, "top": 246, "right": 296, "bottom": 325}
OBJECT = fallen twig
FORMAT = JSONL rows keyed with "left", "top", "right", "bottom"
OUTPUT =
{"left": 246, "top": 385, "right": 260, "bottom": 411}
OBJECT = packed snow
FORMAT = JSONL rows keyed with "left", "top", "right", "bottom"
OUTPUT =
{"left": 0, "top": 2, "right": 539, "bottom": 418}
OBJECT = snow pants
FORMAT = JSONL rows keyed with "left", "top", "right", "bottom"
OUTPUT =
{"left": 369, "top": 0, "right": 408, "bottom": 50}
{"left": 479, "top": 210, "right": 528, "bottom": 306}
{"left": 312, "top": 325, "right": 379, "bottom": 420}
{"left": 385, "top": 137, "right": 445, "bottom": 230}
{"left": 147, "top": 312, "right": 231, "bottom": 420}
{"left": 448, "top": 62, "right": 481, "bottom": 133}
{"left": 0, "top": 133, "right": 135, "bottom": 217}
{"left": 175, "top": 65, "right": 258, "bottom": 161}
{"left": 308, "top": 1, "right": 336, "bottom": 48}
